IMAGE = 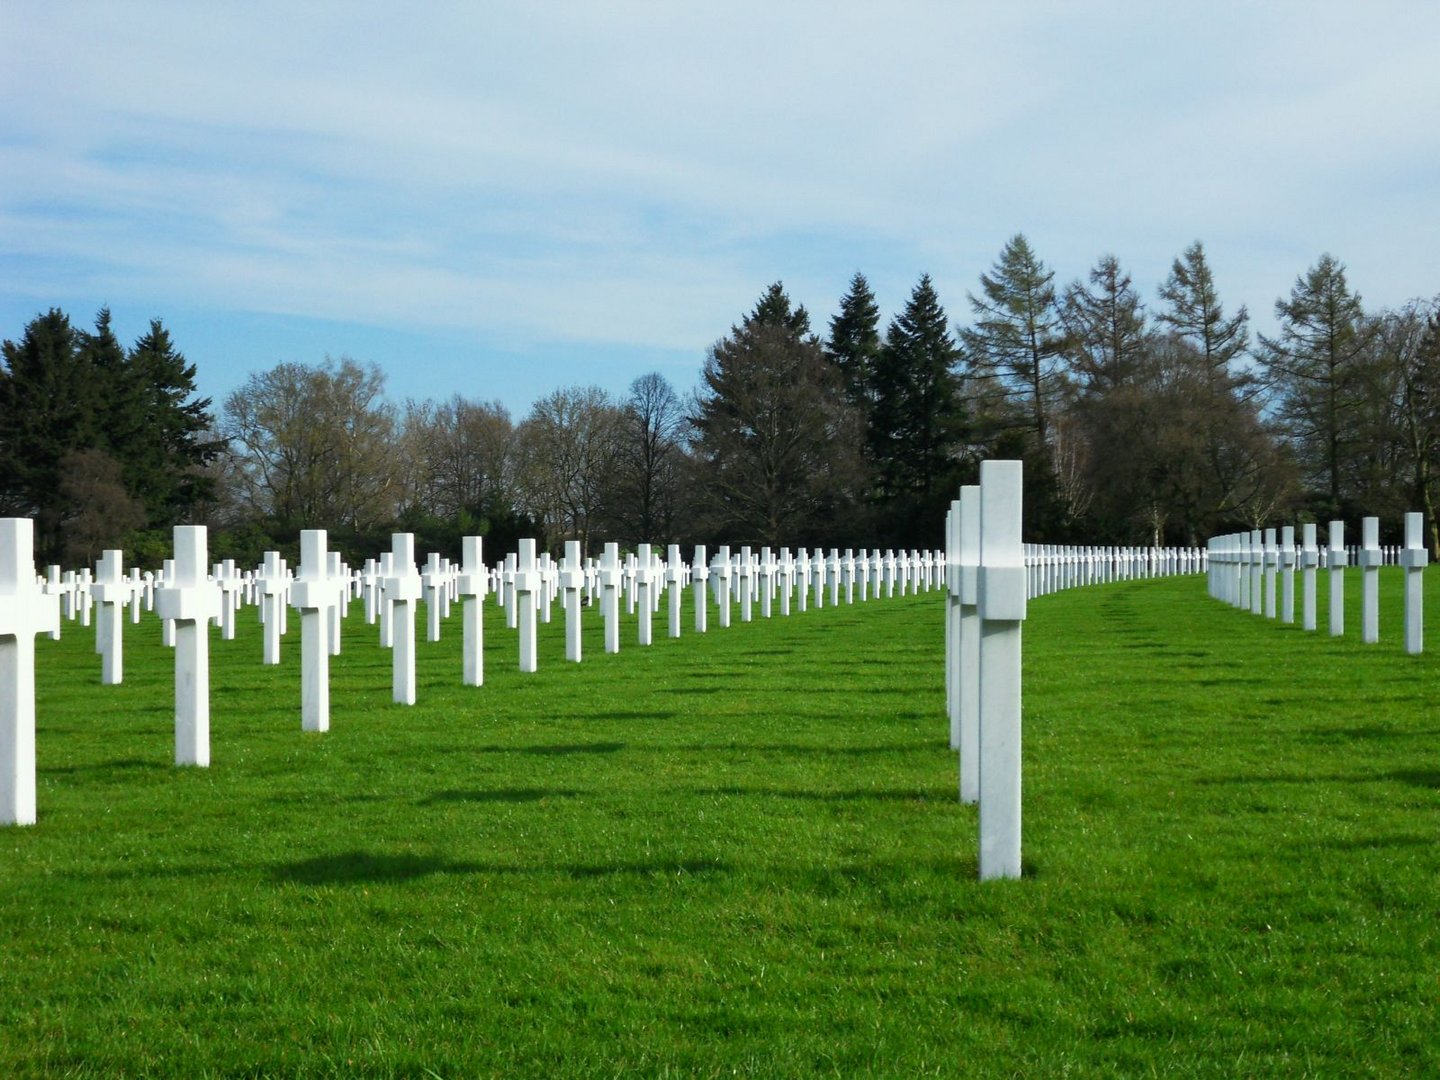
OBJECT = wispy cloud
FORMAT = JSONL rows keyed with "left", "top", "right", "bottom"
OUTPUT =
{"left": 4, "top": 1, "right": 1439, "bottom": 410}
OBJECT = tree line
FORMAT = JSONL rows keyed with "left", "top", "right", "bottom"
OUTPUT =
{"left": 4, "top": 236, "right": 1438, "bottom": 567}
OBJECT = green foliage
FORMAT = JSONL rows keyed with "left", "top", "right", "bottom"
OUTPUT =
{"left": 1156, "top": 241, "right": 1250, "bottom": 377}
{"left": 749, "top": 281, "right": 813, "bottom": 338}
{"left": 960, "top": 233, "right": 1068, "bottom": 449}
{"left": 691, "top": 286, "right": 867, "bottom": 545}
{"left": 6, "top": 573, "right": 1440, "bottom": 1075}
{"left": 825, "top": 271, "right": 882, "bottom": 409}
{"left": 1063, "top": 254, "right": 1148, "bottom": 393}
{"left": 868, "top": 274, "right": 967, "bottom": 543}
{"left": 1259, "top": 254, "right": 1374, "bottom": 517}
{"left": 0, "top": 308, "right": 217, "bottom": 563}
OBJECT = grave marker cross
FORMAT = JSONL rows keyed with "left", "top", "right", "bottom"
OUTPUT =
{"left": 1, "top": 518, "right": 61, "bottom": 825}
{"left": 155, "top": 526, "right": 218, "bottom": 766}
{"left": 457, "top": 536, "right": 487, "bottom": 685}
{"left": 291, "top": 529, "right": 344, "bottom": 732}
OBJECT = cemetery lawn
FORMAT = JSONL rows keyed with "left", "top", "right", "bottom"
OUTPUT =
{"left": 4, "top": 574, "right": 1439, "bottom": 1078}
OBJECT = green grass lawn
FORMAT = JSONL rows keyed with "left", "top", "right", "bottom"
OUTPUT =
{"left": 3, "top": 570, "right": 1438, "bottom": 1077}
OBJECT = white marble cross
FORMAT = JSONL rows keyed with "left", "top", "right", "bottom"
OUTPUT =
{"left": 636, "top": 543, "right": 657, "bottom": 646}
{"left": 1300, "top": 523, "right": 1319, "bottom": 631}
{"left": 515, "top": 538, "right": 540, "bottom": 672}
{"left": 1328, "top": 521, "right": 1346, "bottom": 636}
{"left": 128, "top": 567, "right": 144, "bottom": 624}
{"left": 457, "top": 536, "right": 487, "bottom": 686}
{"left": 383, "top": 534, "right": 422, "bottom": 704}
{"left": 691, "top": 545, "right": 709, "bottom": 633}
{"left": 422, "top": 552, "right": 446, "bottom": 643}
{"left": 666, "top": 544, "right": 684, "bottom": 638}
{"left": 362, "top": 557, "right": 380, "bottom": 626}
{"left": 977, "top": 462, "right": 1024, "bottom": 881}
{"left": 1, "top": 518, "right": 61, "bottom": 825}
{"left": 1262, "top": 528, "right": 1278, "bottom": 619}
{"left": 376, "top": 553, "right": 395, "bottom": 647}
{"left": 327, "top": 551, "right": 346, "bottom": 657}
{"left": 292, "top": 529, "right": 344, "bottom": 732}
{"left": 600, "top": 542, "right": 622, "bottom": 653}
{"left": 1360, "top": 516, "right": 1382, "bottom": 644}
{"left": 41, "top": 564, "right": 64, "bottom": 641}
{"left": 93, "top": 548, "right": 133, "bottom": 685}
{"left": 957, "top": 486, "right": 981, "bottom": 806}
{"left": 561, "top": 540, "right": 585, "bottom": 662}
{"left": 1279, "top": 526, "right": 1296, "bottom": 624}
{"left": 259, "top": 551, "right": 286, "bottom": 665}
{"left": 758, "top": 546, "right": 774, "bottom": 619}
{"left": 155, "top": 526, "right": 218, "bottom": 766}
{"left": 159, "top": 559, "right": 177, "bottom": 648}
{"left": 1402, "top": 512, "right": 1427, "bottom": 654}
{"left": 214, "top": 559, "right": 241, "bottom": 640}
{"left": 74, "top": 569, "right": 92, "bottom": 627}
{"left": 713, "top": 545, "right": 733, "bottom": 628}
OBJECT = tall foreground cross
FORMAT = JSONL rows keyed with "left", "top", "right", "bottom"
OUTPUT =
{"left": 155, "top": 526, "right": 218, "bottom": 766}
{"left": 977, "top": 461, "right": 1025, "bottom": 881}
{"left": 1, "top": 519, "right": 61, "bottom": 825}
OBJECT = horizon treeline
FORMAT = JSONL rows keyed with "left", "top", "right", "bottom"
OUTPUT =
{"left": 4, "top": 235, "right": 1439, "bottom": 569}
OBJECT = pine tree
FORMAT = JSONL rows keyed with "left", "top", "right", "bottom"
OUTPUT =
{"left": 960, "top": 233, "right": 1067, "bottom": 449}
{"left": 826, "top": 272, "right": 882, "bottom": 409}
{"left": 1258, "top": 253, "right": 1372, "bottom": 516}
{"left": 691, "top": 286, "right": 865, "bottom": 545}
{"left": 0, "top": 309, "right": 99, "bottom": 558}
{"left": 1156, "top": 241, "right": 1249, "bottom": 385}
{"left": 748, "top": 281, "right": 812, "bottom": 337}
{"left": 124, "top": 319, "right": 220, "bottom": 523}
{"left": 868, "top": 274, "right": 966, "bottom": 541}
{"left": 1062, "top": 254, "right": 1147, "bottom": 393}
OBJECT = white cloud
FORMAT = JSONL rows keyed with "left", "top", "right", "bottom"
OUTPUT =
{"left": 4, "top": 0, "right": 1439, "bottom": 407}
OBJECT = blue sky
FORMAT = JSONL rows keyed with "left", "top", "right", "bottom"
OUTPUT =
{"left": 4, "top": 2, "right": 1438, "bottom": 419}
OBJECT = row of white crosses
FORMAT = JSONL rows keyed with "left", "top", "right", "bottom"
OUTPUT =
{"left": 1025, "top": 544, "right": 1206, "bottom": 598}
{"left": 942, "top": 461, "right": 1026, "bottom": 882}
{"left": 3, "top": 514, "right": 945, "bottom": 827}
{"left": 1207, "top": 514, "right": 1428, "bottom": 654}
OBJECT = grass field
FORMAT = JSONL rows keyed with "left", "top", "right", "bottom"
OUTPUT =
{"left": 2, "top": 570, "right": 1438, "bottom": 1077}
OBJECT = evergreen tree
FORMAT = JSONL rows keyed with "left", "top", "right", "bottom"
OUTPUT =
{"left": 868, "top": 274, "right": 966, "bottom": 541}
{"left": 960, "top": 233, "right": 1067, "bottom": 449}
{"left": 960, "top": 235, "right": 1070, "bottom": 536}
{"left": 691, "top": 286, "right": 865, "bottom": 545}
{"left": 1258, "top": 253, "right": 1372, "bottom": 517}
{"left": 1156, "top": 241, "right": 1250, "bottom": 385}
{"left": 1062, "top": 254, "right": 1147, "bottom": 394}
{"left": 749, "top": 281, "right": 812, "bottom": 337}
{"left": 0, "top": 309, "right": 98, "bottom": 559}
{"left": 826, "top": 272, "right": 882, "bottom": 409}
{"left": 2, "top": 308, "right": 218, "bottom": 561}
{"left": 124, "top": 320, "right": 220, "bottom": 523}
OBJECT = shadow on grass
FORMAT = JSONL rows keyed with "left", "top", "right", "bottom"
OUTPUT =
{"left": 699, "top": 785, "right": 949, "bottom": 803}
{"left": 1305, "top": 725, "right": 1440, "bottom": 741}
{"left": 418, "top": 787, "right": 581, "bottom": 805}
{"left": 678, "top": 742, "right": 921, "bottom": 757}
{"left": 40, "top": 757, "right": 168, "bottom": 776}
{"left": 1327, "top": 833, "right": 1433, "bottom": 850}
{"left": 472, "top": 742, "right": 627, "bottom": 756}
{"left": 272, "top": 850, "right": 730, "bottom": 885}
{"left": 1389, "top": 769, "right": 1440, "bottom": 789}
{"left": 1196, "top": 767, "right": 1440, "bottom": 787}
